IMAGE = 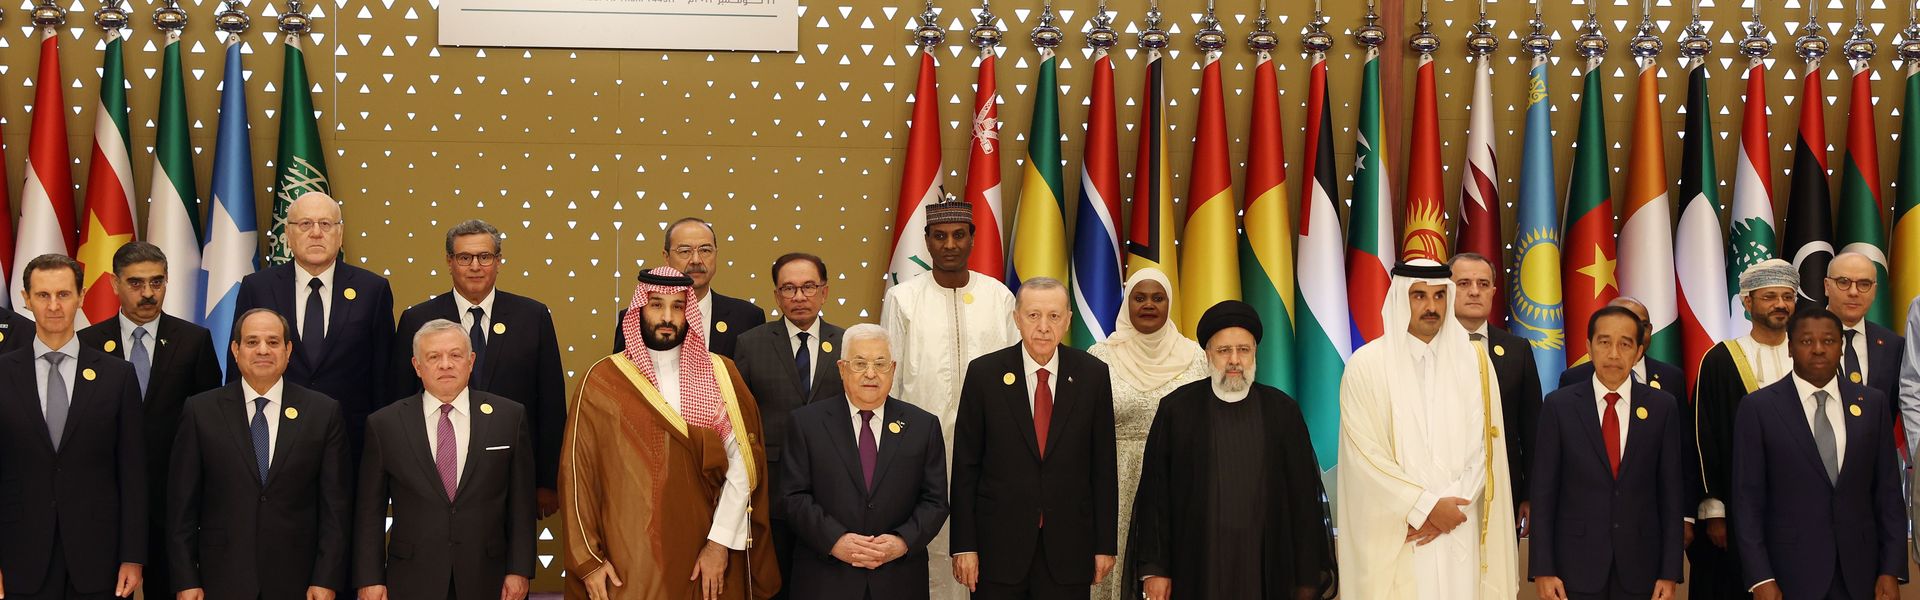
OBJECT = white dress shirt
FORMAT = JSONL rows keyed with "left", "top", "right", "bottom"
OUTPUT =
{"left": 1844, "top": 321, "right": 1870, "bottom": 384}
{"left": 1792, "top": 373, "right": 1848, "bottom": 473}
{"left": 293, "top": 264, "right": 337, "bottom": 337}
{"left": 244, "top": 378, "right": 286, "bottom": 466}
{"left": 454, "top": 289, "right": 497, "bottom": 345}
{"left": 1021, "top": 346, "right": 1061, "bottom": 415}
{"left": 787, "top": 318, "right": 821, "bottom": 391}
{"left": 118, "top": 313, "right": 159, "bottom": 367}
{"left": 648, "top": 346, "right": 750, "bottom": 551}
{"left": 424, "top": 389, "right": 473, "bottom": 484}
{"left": 32, "top": 336, "right": 79, "bottom": 415}
{"left": 697, "top": 291, "right": 714, "bottom": 333}
{"left": 1592, "top": 377, "right": 1632, "bottom": 458}
{"left": 850, "top": 400, "right": 885, "bottom": 451}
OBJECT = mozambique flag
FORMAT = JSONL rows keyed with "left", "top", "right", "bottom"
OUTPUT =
{"left": 1126, "top": 48, "right": 1179, "bottom": 327}
{"left": 1402, "top": 52, "right": 1446, "bottom": 262}
{"left": 77, "top": 29, "right": 138, "bottom": 326}
{"left": 1177, "top": 50, "right": 1240, "bottom": 336}
{"left": 1295, "top": 49, "right": 1349, "bottom": 469}
{"left": 269, "top": 31, "right": 332, "bottom": 265}
{"left": 1069, "top": 48, "right": 1123, "bottom": 348}
{"left": 1618, "top": 57, "right": 1678, "bottom": 366}
{"left": 1676, "top": 56, "right": 1730, "bottom": 389}
{"left": 1006, "top": 48, "right": 1067, "bottom": 293}
{"left": 1837, "top": 58, "right": 1893, "bottom": 326}
{"left": 1784, "top": 60, "right": 1835, "bottom": 306}
{"left": 1512, "top": 52, "right": 1566, "bottom": 388}
{"left": 1896, "top": 52, "right": 1920, "bottom": 312}
{"left": 1562, "top": 58, "right": 1619, "bottom": 365}
{"left": 1241, "top": 49, "right": 1296, "bottom": 395}
{"left": 1346, "top": 46, "right": 1394, "bottom": 347}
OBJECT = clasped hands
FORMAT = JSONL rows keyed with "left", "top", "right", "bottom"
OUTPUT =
{"left": 831, "top": 533, "right": 908, "bottom": 569}
{"left": 1405, "top": 497, "right": 1471, "bottom": 546}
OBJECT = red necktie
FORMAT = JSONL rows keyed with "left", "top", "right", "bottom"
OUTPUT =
{"left": 1602, "top": 392, "right": 1622, "bottom": 478}
{"left": 1034, "top": 368, "right": 1053, "bottom": 457}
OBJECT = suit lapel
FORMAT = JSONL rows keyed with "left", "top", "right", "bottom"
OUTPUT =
{"left": 1042, "top": 356, "right": 1079, "bottom": 458}
{"left": 476, "top": 296, "right": 503, "bottom": 389}
{"left": 868, "top": 401, "right": 906, "bottom": 496}
{"left": 4, "top": 352, "right": 57, "bottom": 455}
{"left": 400, "top": 396, "right": 447, "bottom": 500}
{"left": 1618, "top": 389, "right": 1651, "bottom": 477}
{"left": 95, "top": 319, "right": 126, "bottom": 359}
{"left": 454, "top": 396, "right": 491, "bottom": 501}
{"left": 1572, "top": 384, "right": 1611, "bottom": 477}
{"left": 820, "top": 401, "right": 867, "bottom": 494}
{"left": 1836, "top": 385, "right": 1874, "bottom": 485}
{"left": 1767, "top": 386, "right": 1832, "bottom": 483}
{"left": 811, "top": 326, "right": 842, "bottom": 404}
{"left": 222, "top": 386, "right": 267, "bottom": 488}
{"left": 1005, "top": 355, "right": 1042, "bottom": 460}
{"left": 57, "top": 352, "right": 105, "bottom": 451}
{"left": 266, "top": 389, "right": 303, "bottom": 489}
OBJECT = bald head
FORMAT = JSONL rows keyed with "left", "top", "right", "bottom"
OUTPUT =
{"left": 1606, "top": 296, "right": 1652, "bottom": 344}
{"left": 287, "top": 192, "right": 345, "bottom": 273}
{"left": 1824, "top": 251, "right": 1878, "bottom": 326}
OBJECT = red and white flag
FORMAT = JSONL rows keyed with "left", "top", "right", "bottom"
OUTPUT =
{"left": 11, "top": 28, "right": 77, "bottom": 314}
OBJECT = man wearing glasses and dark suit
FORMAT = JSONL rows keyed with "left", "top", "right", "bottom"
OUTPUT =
{"left": 610, "top": 218, "right": 764, "bottom": 358}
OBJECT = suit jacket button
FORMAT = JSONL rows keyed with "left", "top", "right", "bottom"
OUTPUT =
{"left": 867, "top": 503, "right": 875, "bottom": 509}
{"left": 259, "top": 495, "right": 267, "bottom": 502}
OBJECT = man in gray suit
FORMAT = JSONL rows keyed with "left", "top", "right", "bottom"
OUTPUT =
{"left": 733, "top": 252, "right": 845, "bottom": 598}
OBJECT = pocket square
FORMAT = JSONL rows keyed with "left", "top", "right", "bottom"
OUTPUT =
{"left": 485, "top": 445, "right": 511, "bottom": 451}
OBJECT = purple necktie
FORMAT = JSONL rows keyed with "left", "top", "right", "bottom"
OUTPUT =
{"left": 436, "top": 404, "right": 458, "bottom": 500}
{"left": 858, "top": 409, "right": 877, "bottom": 491}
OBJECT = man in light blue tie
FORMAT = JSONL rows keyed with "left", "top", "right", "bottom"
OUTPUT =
{"left": 76, "top": 241, "right": 223, "bottom": 598}
{"left": 0, "top": 253, "right": 146, "bottom": 599}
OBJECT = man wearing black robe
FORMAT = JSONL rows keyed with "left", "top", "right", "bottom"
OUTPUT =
{"left": 1124, "top": 301, "right": 1336, "bottom": 600}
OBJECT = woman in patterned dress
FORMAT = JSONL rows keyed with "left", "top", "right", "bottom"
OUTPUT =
{"left": 1087, "top": 268, "right": 1210, "bottom": 600}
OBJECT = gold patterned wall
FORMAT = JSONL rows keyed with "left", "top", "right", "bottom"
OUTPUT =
{"left": 0, "top": 0, "right": 1914, "bottom": 589}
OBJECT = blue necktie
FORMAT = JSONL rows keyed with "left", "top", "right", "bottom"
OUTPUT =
{"left": 468, "top": 306, "right": 487, "bottom": 386}
{"left": 130, "top": 327, "right": 151, "bottom": 395}
{"left": 252, "top": 397, "right": 271, "bottom": 483}
{"left": 303, "top": 279, "right": 327, "bottom": 368}
{"left": 795, "top": 332, "right": 811, "bottom": 399}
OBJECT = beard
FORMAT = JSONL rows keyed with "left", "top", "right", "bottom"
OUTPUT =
{"left": 643, "top": 320, "right": 687, "bottom": 351}
{"left": 1210, "top": 365, "right": 1254, "bottom": 394}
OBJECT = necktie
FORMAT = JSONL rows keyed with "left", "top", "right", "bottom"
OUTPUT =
{"left": 795, "top": 332, "right": 812, "bottom": 399}
{"left": 130, "top": 327, "right": 151, "bottom": 395}
{"left": 1034, "top": 368, "right": 1054, "bottom": 457}
{"left": 1602, "top": 392, "right": 1622, "bottom": 477}
{"left": 44, "top": 352, "right": 68, "bottom": 449}
{"left": 1843, "top": 329, "right": 1863, "bottom": 384}
{"left": 437, "top": 404, "right": 458, "bottom": 499}
{"left": 467, "top": 306, "right": 487, "bottom": 384}
{"left": 252, "top": 398, "right": 271, "bottom": 482}
{"left": 857, "top": 409, "right": 877, "bottom": 491}
{"left": 1813, "top": 390, "right": 1840, "bottom": 484}
{"left": 303, "top": 278, "right": 327, "bottom": 366}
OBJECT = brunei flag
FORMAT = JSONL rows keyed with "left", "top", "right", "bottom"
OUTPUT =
{"left": 1401, "top": 52, "right": 1447, "bottom": 262}
{"left": 1006, "top": 48, "right": 1067, "bottom": 293}
{"left": 1563, "top": 56, "right": 1619, "bottom": 365}
{"left": 964, "top": 48, "right": 1005, "bottom": 281}
{"left": 1676, "top": 55, "right": 1731, "bottom": 388}
{"left": 1295, "top": 48, "right": 1349, "bottom": 469}
{"left": 1784, "top": 60, "right": 1835, "bottom": 307}
{"left": 1069, "top": 48, "right": 1123, "bottom": 347}
{"left": 1727, "top": 56, "right": 1778, "bottom": 339}
{"left": 77, "top": 29, "right": 138, "bottom": 327}
{"left": 1512, "top": 52, "right": 1566, "bottom": 388}
{"left": 1241, "top": 47, "right": 1296, "bottom": 395}
{"left": 1126, "top": 48, "right": 1180, "bottom": 326}
{"left": 1619, "top": 56, "right": 1679, "bottom": 367}
{"left": 1837, "top": 58, "right": 1893, "bottom": 326}
{"left": 1346, "top": 46, "right": 1394, "bottom": 347}
{"left": 1897, "top": 50, "right": 1920, "bottom": 313}
{"left": 1177, "top": 50, "right": 1240, "bottom": 336}
{"left": 1456, "top": 54, "right": 1504, "bottom": 325}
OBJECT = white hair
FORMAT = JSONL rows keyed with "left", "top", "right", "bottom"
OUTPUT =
{"left": 412, "top": 319, "right": 471, "bottom": 357}
{"left": 841, "top": 323, "right": 895, "bottom": 361}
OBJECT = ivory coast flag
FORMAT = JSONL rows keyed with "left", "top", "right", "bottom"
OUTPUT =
{"left": 964, "top": 49, "right": 1005, "bottom": 281}
{"left": 1837, "top": 58, "right": 1893, "bottom": 327}
{"left": 1727, "top": 57, "right": 1778, "bottom": 340}
{"left": 1512, "top": 52, "right": 1566, "bottom": 388}
{"left": 1006, "top": 48, "right": 1066, "bottom": 294}
{"left": 1240, "top": 49, "right": 1296, "bottom": 395}
{"left": 77, "top": 29, "right": 138, "bottom": 327}
{"left": 1068, "top": 48, "right": 1122, "bottom": 348}
{"left": 1346, "top": 46, "right": 1394, "bottom": 347}
{"left": 1295, "top": 49, "right": 1350, "bottom": 469}
{"left": 1126, "top": 48, "right": 1180, "bottom": 327}
{"left": 1177, "top": 50, "right": 1240, "bottom": 336}
{"left": 1563, "top": 57, "right": 1619, "bottom": 365}
{"left": 1896, "top": 52, "right": 1920, "bottom": 313}
{"left": 887, "top": 50, "right": 943, "bottom": 285}
{"left": 1676, "top": 56, "right": 1731, "bottom": 389}
{"left": 1619, "top": 57, "right": 1678, "bottom": 367}
{"left": 1401, "top": 52, "right": 1446, "bottom": 262}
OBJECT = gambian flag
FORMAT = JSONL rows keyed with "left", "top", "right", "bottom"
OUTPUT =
{"left": 149, "top": 29, "right": 205, "bottom": 322}
{"left": 1126, "top": 49, "right": 1180, "bottom": 327}
{"left": 11, "top": 27, "right": 75, "bottom": 316}
{"left": 1178, "top": 50, "right": 1241, "bottom": 336}
{"left": 1783, "top": 59, "right": 1835, "bottom": 307}
{"left": 1837, "top": 58, "right": 1893, "bottom": 327}
{"left": 887, "top": 50, "right": 943, "bottom": 285}
{"left": 1005, "top": 48, "right": 1067, "bottom": 295}
{"left": 1896, "top": 51, "right": 1920, "bottom": 313}
{"left": 1296, "top": 49, "right": 1349, "bottom": 469}
{"left": 1240, "top": 49, "right": 1296, "bottom": 396}
{"left": 1563, "top": 57, "right": 1619, "bottom": 365}
{"left": 1401, "top": 52, "right": 1446, "bottom": 262}
{"left": 1676, "top": 56, "right": 1730, "bottom": 389}
{"left": 964, "top": 49, "right": 1005, "bottom": 281}
{"left": 1618, "top": 56, "right": 1679, "bottom": 367}
{"left": 1727, "top": 57, "right": 1778, "bottom": 340}
{"left": 1346, "top": 46, "right": 1394, "bottom": 347}
{"left": 1456, "top": 54, "right": 1505, "bottom": 325}
{"left": 1068, "top": 48, "right": 1122, "bottom": 348}
{"left": 77, "top": 29, "right": 138, "bottom": 327}
{"left": 1512, "top": 52, "right": 1566, "bottom": 388}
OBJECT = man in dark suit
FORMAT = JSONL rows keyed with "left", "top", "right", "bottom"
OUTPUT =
{"left": 735, "top": 252, "right": 846, "bottom": 597}
{"left": 0, "top": 254, "right": 146, "bottom": 599}
{"left": 1823, "top": 253, "right": 1907, "bottom": 451}
{"left": 950, "top": 277, "right": 1118, "bottom": 600}
{"left": 391, "top": 220, "right": 566, "bottom": 518}
{"left": 0, "top": 306, "right": 31, "bottom": 354}
{"left": 232, "top": 192, "right": 395, "bottom": 456}
{"left": 778, "top": 323, "right": 948, "bottom": 600}
{"left": 1733, "top": 308, "right": 1907, "bottom": 600}
{"left": 168, "top": 308, "right": 352, "bottom": 600}
{"left": 356, "top": 319, "right": 534, "bottom": 600}
{"left": 1449, "top": 252, "right": 1545, "bottom": 535}
{"left": 1530, "top": 306, "right": 1686, "bottom": 600}
{"left": 610, "top": 217, "right": 763, "bottom": 357}
{"left": 75, "top": 241, "right": 223, "bottom": 598}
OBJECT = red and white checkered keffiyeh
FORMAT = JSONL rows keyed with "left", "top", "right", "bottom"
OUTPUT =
{"left": 621, "top": 266, "right": 730, "bottom": 438}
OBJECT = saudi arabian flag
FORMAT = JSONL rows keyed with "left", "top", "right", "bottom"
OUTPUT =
{"left": 268, "top": 34, "right": 331, "bottom": 265}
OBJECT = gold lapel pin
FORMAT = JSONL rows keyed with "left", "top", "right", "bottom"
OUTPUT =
{"left": 0, "top": 331, "right": 7, "bottom": 343}
{"left": 1650, "top": 380, "right": 1663, "bottom": 390}
{"left": 1636, "top": 406, "right": 1649, "bottom": 420}
{"left": 821, "top": 341, "right": 833, "bottom": 353}
{"left": 962, "top": 292, "right": 976, "bottom": 305}
{"left": 888, "top": 421, "right": 903, "bottom": 434}
{"left": 1849, "top": 372, "right": 1863, "bottom": 383}
{"left": 493, "top": 322, "right": 506, "bottom": 335}
{"left": 343, "top": 288, "right": 357, "bottom": 301}
{"left": 1003, "top": 372, "right": 1016, "bottom": 385}
{"left": 104, "top": 340, "right": 117, "bottom": 353}
{"left": 1850, "top": 404, "right": 1864, "bottom": 417}
{"left": 1494, "top": 345, "right": 1506, "bottom": 357}
{"left": 716, "top": 321, "right": 729, "bottom": 333}
{"left": 285, "top": 406, "right": 299, "bottom": 420}
{"left": 481, "top": 403, "right": 494, "bottom": 415}
{"left": 82, "top": 368, "right": 97, "bottom": 381}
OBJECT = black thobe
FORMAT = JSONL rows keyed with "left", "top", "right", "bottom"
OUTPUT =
{"left": 1124, "top": 381, "right": 1334, "bottom": 600}
{"left": 1689, "top": 342, "right": 1763, "bottom": 600}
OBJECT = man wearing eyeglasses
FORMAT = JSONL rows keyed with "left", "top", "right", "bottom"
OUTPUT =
{"left": 1822, "top": 253, "right": 1909, "bottom": 457}
{"left": 76, "top": 241, "right": 223, "bottom": 598}
{"left": 391, "top": 220, "right": 568, "bottom": 519}
{"left": 611, "top": 217, "right": 765, "bottom": 358}
{"left": 234, "top": 191, "right": 396, "bottom": 461}
{"left": 733, "top": 252, "right": 847, "bottom": 598}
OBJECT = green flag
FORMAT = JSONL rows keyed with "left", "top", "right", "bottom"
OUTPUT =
{"left": 268, "top": 34, "right": 331, "bottom": 265}
{"left": 147, "top": 30, "right": 203, "bottom": 319}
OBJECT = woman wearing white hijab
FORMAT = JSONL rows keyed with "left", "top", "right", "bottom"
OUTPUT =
{"left": 1087, "top": 268, "right": 1210, "bottom": 600}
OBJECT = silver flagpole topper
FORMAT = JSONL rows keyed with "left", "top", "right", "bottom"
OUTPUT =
{"left": 1901, "top": 4, "right": 1920, "bottom": 64}
{"left": 1628, "top": 0, "right": 1662, "bottom": 59}
{"left": 96, "top": 0, "right": 129, "bottom": 31}
{"left": 1194, "top": 1, "right": 1225, "bottom": 54}
{"left": 1843, "top": 1, "right": 1877, "bottom": 62}
{"left": 1139, "top": 1, "right": 1168, "bottom": 50}
{"left": 1521, "top": 0, "right": 1552, "bottom": 58}
{"left": 32, "top": 0, "right": 64, "bottom": 29}
{"left": 154, "top": 0, "right": 187, "bottom": 32}
{"left": 1356, "top": 2, "right": 1386, "bottom": 49}
{"left": 279, "top": 0, "right": 312, "bottom": 36}
{"left": 1576, "top": 6, "right": 1609, "bottom": 60}
{"left": 1465, "top": 4, "right": 1498, "bottom": 58}
{"left": 912, "top": 0, "right": 943, "bottom": 47}
{"left": 1303, "top": 3, "right": 1334, "bottom": 56}
{"left": 216, "top": 0, "right": 251, "bottom": 35}
{"left": 1087, "top": 1, "right": 1118, "bottom": 52}
{"left": 1246, "top": 2, "right": 1277, "bottom": 54}
{"left": 1677, "top": 2, "right": 1711, "bottom": 61}
{"left": 1410, "top": 2, "right": 1439, "bottom": 56}
{"left": 1031, "top": 2, "right": 1062, "bottom": 50}
{"left": 969, "top": 0, "right": 1000, "bottom": 51}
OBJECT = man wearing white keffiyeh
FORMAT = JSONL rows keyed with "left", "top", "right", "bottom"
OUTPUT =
{"left": 561, "top": 267, "right": 779, "bottom": 600}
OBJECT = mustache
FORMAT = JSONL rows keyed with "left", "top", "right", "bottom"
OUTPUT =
{"left": 137, "top": 297, "right": 158, "bottom": 307}
{"left": 1419, "top": 311, "right": 1441, "bottom": 319}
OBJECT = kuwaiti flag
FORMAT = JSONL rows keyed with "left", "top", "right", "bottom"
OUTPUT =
{"left": 1619, "top": 55, "right": 1679, "bottom": 367}
{"left": 1727, "top": 56, "right": 1778, "bottom": 340}
{"left": 11, "top": 27, "right": 77, "bottom": 315}
{"left": 1125, "top": 48, "right": 1180, "bottom": 327}
{"left": 1511, "top": 52, "right": 1566, "bottom": 388}
{"left": 1783, "top": 59, "right": 1835, "bottom": 307}
{"left": 1401, "top": 52, "right": 1446, "bottom": 262}
{"left": 1837, "top": 57, "right": 1893, "bottom": 327}
{"left": 148, "top": 28, "right": 204, "bottom": 321}
{"left": 1562, "top": 56, "right": 1619, "bottom": 365}
{"left": 1676, "top": 55, "right": 1731, "bottom": 389}
{"left": 964, "top": 48, "right": 1005, "bottom": 282}
{"left": 1455, "top": 55, "right": 1505, "bottom": 325}
{"left": 1896, "top": 49, "right": 1920, "bottom": 313}
{"left": 1295, "top": 49, "right": 1349, "bottom": 469}
{"left": 1005, "top": 47, "right": 1067, "bottom": 294}
{"left": 887, "top": 49, "right": 943, "bottom": 285}
{"left": 204, "top": 33, "right": 259, "bottom": 371}
{"left": 1240, "top": 48, "right": 1296, "bottom": 396}
{"left": 1068, "top": 47, "right": 1122, "bottom": 348}
{"left": 1178, "top": 49, "right": 1241, "bottom": 336}
{"left": 1346, "top": 46, "right": 1394, "bottom": 348}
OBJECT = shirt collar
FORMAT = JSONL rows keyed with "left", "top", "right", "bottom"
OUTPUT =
{"left": 785, "top": 317, "right": 821, "bottom": 340}
{"left": 848, "top": 398, "right": 885, "bottom": 421}
{"left": 32, "top": 335, "right": 79, "bottom": 361}
{"left": 424, "top": 387, "right": 471, "bottom": 417}
{"left": 452, "top": 289, "right": 497, "bottom": 318}
{"left": 1791, "top": 371, "right": 1844, "bottom": 404}
{"left": 245, "top": 378, "right": 286, "bottom": 403}
{"left": 648, "top": 346, "right": 681, "bottom": 375}
{"left": 1593, "top": 373, "right": 1632, "bottom": 400}
{"left": 1466, "top": 323, "right": 1490, "bottom": 339}
{"left": 118, "top": 312, "right": 158, "bottom": 342}
{"left": 1021, "top": 345, "right": 1061, "bottom": 378}
{"left": 1844, "top": 321, "right": 1867, "bottom": 338}
{"left": 295, "top": 263, "right": 338, "bottom": 291}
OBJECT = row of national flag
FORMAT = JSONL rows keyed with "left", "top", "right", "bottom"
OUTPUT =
{"left": 885, "top": 37, "right": 1920, "bottom": 471}
{"left": 3, "top": 23, "right": 331, "bottom": 369}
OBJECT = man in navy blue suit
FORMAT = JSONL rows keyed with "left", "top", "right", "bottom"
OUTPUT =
{"left": 233, "top": 192, "right": 395, "bottom": 456}
{"left": 1733, "top": 308, "right": 1907, "bottom": 600}
{"left": 1530, "top": 305, "right": 1685, "bottom": 600}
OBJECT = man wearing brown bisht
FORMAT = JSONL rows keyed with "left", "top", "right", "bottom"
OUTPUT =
{"left": 561, "top": 266, "right": 779, "bottom": 600}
